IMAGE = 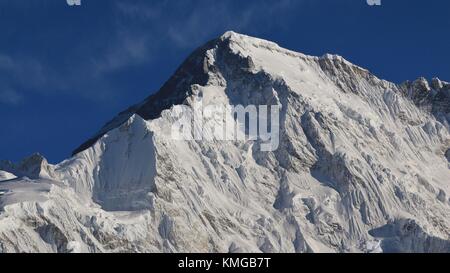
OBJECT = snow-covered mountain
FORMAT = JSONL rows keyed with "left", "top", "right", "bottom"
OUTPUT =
{"left": 1, "top": 31, "right": 449, "bottom": 253}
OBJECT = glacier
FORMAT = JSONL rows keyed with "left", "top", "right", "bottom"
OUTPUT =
{"left": 0, "top": 31, "right": 449, "bottom": 253}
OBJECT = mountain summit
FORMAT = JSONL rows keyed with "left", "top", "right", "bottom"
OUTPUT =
{"left": 1, "top": 32, "right": 449, "bottom": 253}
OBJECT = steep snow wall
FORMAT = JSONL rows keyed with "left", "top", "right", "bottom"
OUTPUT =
{"left": 0, "top": 31, "right": 449, "bottom": 253}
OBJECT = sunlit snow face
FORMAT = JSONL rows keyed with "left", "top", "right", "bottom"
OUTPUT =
{"left": 170, "top": 98, "right": 280, "bottom": 152}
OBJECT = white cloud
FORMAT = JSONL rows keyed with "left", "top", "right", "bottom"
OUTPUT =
{"left": 114, "top": 0, "right": 303, "bottom": 49}
{"left": 0, "top": 0, "right": 304, "bottom": 105}
{"left": 0, "top": 53, "right": 55, "bottom": 89}
{"left": 91, "top": 29, "right": 153, "bottom": 75}
{"left": 0, "top": 88, "right": 23, "bottom": 105}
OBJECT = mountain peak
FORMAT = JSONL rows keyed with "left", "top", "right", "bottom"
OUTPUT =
{"left": 2, "top": 32, "right": 450, "bottom": 253}
{"left": 73, "top": 31, "right": 449, "bottom": 156}
{"left": 220, "top": 30, "right": 242, "bottom": 40}
{"left": 0, "top": 153, "right": 54, "bottom": 180}
{"left": 220, "top": 31, "right": 280, "bottom": 48}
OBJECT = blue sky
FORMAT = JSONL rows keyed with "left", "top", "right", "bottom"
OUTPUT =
{"left": 1, "top": 0, "right": 449, "bottom": 163}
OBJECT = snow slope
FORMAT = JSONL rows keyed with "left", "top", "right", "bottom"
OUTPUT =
{"left": 0, "top": 171, "right": 16, "bottom": 182}
{"left": 0, "top": 31, "right": 449, "bottom": 253}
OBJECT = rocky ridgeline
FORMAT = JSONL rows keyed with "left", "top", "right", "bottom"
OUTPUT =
{"left": 1, "top": 32, "right": 449, "bottom": 253}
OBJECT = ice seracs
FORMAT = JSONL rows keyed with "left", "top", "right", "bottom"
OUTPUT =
{"left": 0, "top": 31, "right": 449, "bottom": 253}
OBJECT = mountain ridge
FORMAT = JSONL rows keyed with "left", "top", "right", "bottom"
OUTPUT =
{"left": 72, "top": 31, "right": 449, "bottom": 156}
{"left": 1, "top": 31, "right": 449, "bottom": 253}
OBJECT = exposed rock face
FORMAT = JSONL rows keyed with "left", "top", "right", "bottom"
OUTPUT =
{"left": 400, "top": 77, "right": 450, "bottom": 125}
{"left": 369, "top": 219, "right": 450, "bottom": 253}
{"left": 0, "top": 153, "right": 54, "bottom": 180}
{"left": 1, "top": 32, "right": 449, "bottom": 253}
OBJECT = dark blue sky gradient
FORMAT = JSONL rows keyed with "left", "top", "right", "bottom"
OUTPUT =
{"left": 0, "top": 0, "right": 449, "bottom": 163}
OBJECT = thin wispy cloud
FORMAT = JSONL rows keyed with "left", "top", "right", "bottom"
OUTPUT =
{"left": 0, "top": 53, "right": 59, "bottom": 106}
{"left": 0, "top": 0, "right": 303, "bottom": 107}
{"left": 91, "top": 29, "right": 152, "bottom": 75}
{"left": 0, "top": 53, "right": 48, "bottom": 89}
{"left": 0, "top": 88, "right": 23, "bottom": 105}
{"left": 114, "top": 0, "right": 303, "bottom": 49}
